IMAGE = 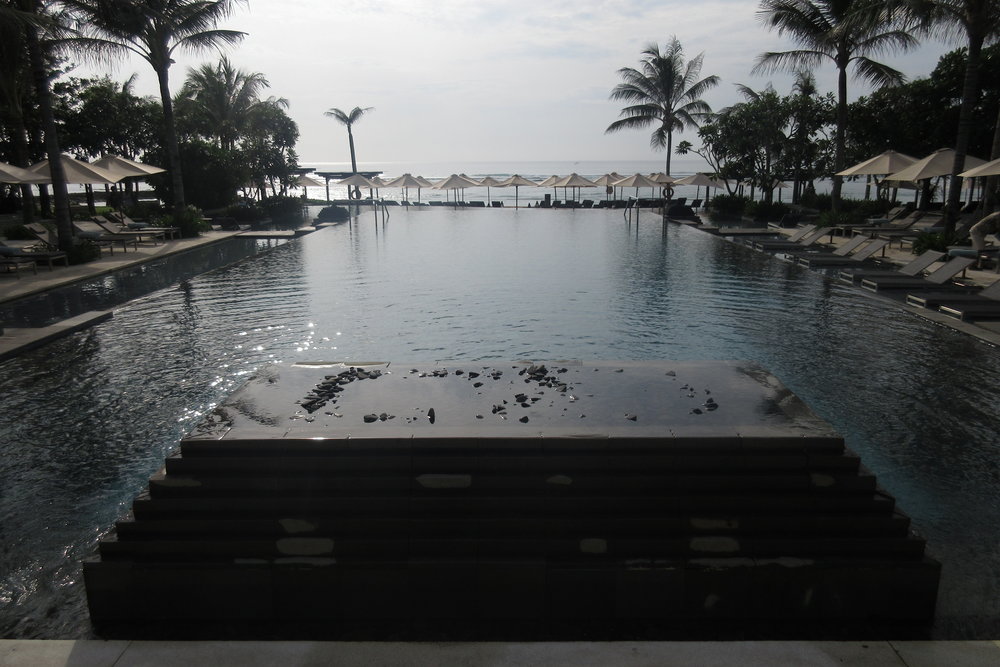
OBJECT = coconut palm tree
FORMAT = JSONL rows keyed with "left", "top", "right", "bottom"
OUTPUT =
{"left": 62, "top": 0, "right": 246, "bottom": 216}
{"left": 9, "top": 0, "right": 74, "bottom": 250}
{"left": 325, "top": 105, "right": 373, "bottom": 175}
{"left": 605, "top": 38, "right": 719, "bottom": 175}
{"left": 754, "top": 0, "right": 918, "bottom": 211}
{"left": 905, "top": 0, "right": 1000, "bottom": 226}
{"left": 178, "top": 56, "right": 276, "bottom": 151}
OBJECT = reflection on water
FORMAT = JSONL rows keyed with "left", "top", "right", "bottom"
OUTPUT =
{"left": 1, "top": 207, "right": 998, "bottom": 638}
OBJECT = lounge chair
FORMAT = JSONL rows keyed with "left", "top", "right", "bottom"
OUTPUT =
{"left": 93, "top": 216, "right": 166, "bottom": 244}
{"left": 106, "top": 212, "right": 181, "bottom": 239}
{"left": 0, "top": 241, "right": 68, "bottom": 270}
{"left": 0, "top": 254, "right": 37, "bottom": 278}
{"left": 752, "top": 226, "right": 828, "bottom": 251}
{"left": 842, "top": 210, "right": 926, "bottom": 238}
{"left": 905, "top": 276, "right": 1000, "bottom": 309}
{"left": 796, "top": 238, "right": 890, "bottom": 268}
{"left": 837, "top": 250, "right": 945, "bottom": 285}
{"left": 785, "top": 233, "right": 868, "bottom": 262}
{"left": 939, "top": 298, "right": 1000, "bottom": 321}
{"left": 747, "top": 223, "right": 815, "bottom": 247}
{"left": 73, "top": 220, "right": 139, "bottom": 252}
{"left": 859, "top": 256, "right": 975, "bottom": 292}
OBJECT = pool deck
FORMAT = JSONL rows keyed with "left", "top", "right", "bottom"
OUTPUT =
{"left": 2, "top": 639, "right": 1000, "bottom": 667}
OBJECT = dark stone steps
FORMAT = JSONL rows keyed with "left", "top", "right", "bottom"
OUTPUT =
{"left": 98, "top": 535, "right": 929, "bottom": 562}
{"left": 113, "top": 514, "right": 913, "bottom": 539}
{"left": 146, "top": 472, "right": 877, "bottom": 498}
{"left": 165, "top": 453, "right": 863, "bottom": 474}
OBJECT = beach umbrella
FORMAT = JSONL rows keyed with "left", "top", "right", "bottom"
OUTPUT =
{"left": 593, "top": 173, "right": 624, "bottom": 201}
{"left": 537, "top": 174, "right": 561, "bottom": 202}
{"left": 959, "top": 157, "right": 1000, "bottom": 178}
{"left": 0, "top": 161, "right": 51, "bottom": 184}
{"left": 772, "top": 179, "right": 791, "bottom": 203}
{"left": 477, "top": 175, "right": 503, "bottom": 204}
{"left": 385, "top": 173, "right": 425, "bottom": 203}
{"left": 885, "top": 148, "right": 986, "bottom": 183}
{"left": 649, "top": 172, "right": 677, "bottom": 200}
{"left": 496, "top": 174, "right": 537, "bottom": 208}
{"left": 551, "top": 173, "right": 597, "bottom": 203}
{"left": 433, "top": 173, "right": 479, "bottom": 205}
{"left": 30, "top": 154, "right": 122, "bottom": 184}
{"left": 91, "top": 154, "right": 165, "bottom": 177}
{"left": 836, "top": 150, "right": 918, "bottom": 177}
{"left": 613, "top": 173, "right": 660, "bottom": 199}
{"left": 294, "top": 174, "right": 326, "bottom": 199}
{"left": 338, "top": 172, "right": 376, "bottom": 201}
{"left": 674, "top": 173, "right": 717, "bottom": 203}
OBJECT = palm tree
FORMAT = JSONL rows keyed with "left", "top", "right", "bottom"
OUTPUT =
{"left": 12, "top": 0, "right": 74, "bottom": 250}
{"left": 754, "top": 0, "right": 918, "bottom": 211}
{"left": 63, "top": 0, "right": 246, "bottom": 216}
{"left": 178, "top": 56, "right": 275, "bottom": 151}
{"left": 325, "top": 105, "right": 373, "bottom": 174}
{"left": 906, "top": 0, "right": 1000, "bottom": 226}
{"left": 605, "top": 38, "right": 719, "bottom": 175}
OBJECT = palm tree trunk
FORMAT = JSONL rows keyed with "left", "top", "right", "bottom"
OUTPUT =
{"left": 947, "top": 32, "right": 985, "bottom": 232}
{"left": 25, "top": 2, "right": 72, "bottom": 252}
{"left": 983, "top": 103, "right": 1000, "bottom": 213}
{"left": 156, "top": 63, "right": 186, "bottom": 216}
{"left": 347, "top": 126, "right": 357, "bottom": 173}
{"left": 665, "top": 130, "right": 672, "bottom": 175}
{"left": 832, "top": 61, "right": 848, "bottom": 214}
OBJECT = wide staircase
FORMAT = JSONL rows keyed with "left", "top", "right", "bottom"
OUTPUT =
{"left": 85, "top": 432, "right": 940, "bottom": 638}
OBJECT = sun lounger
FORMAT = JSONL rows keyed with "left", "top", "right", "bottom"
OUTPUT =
{"left": 73, "top": 221, "right": 139, "bottom": 252}
{"left": 837, "top": 250, "right": 945, "bottom": 284}
{"left": 795, "top": 237, "right": 890, "bottom": 268}
{"left": 786, "top": 234, "right": 867, "bottom": 261}
{"left": 859, "top": 256, "right": 975, "bottom": 292}
{"left": 752, "top": 226, "right": 829, "bottom": 251}
{"left": 0, "top": 242, "right": 68, "bottom": 270}
{"left": 93, "top": 216, "right": 166, "bottom": 244}
{"left": 905, "top": 276, "right": 1000, "bottom": 309}
{"left": 939, "top": 299, "right": 1000, "bottom": 321}
{"left": 106, "top": 212, "right": 181, "bottom": 239}
{"left": 842, "top": 210, "right": 926, "bottom": 238}
{"left": 0, "top": 255, "right": 37, "bottom": 278}
{"left": 752, "top": 223, "right": 815, "bottom": 244}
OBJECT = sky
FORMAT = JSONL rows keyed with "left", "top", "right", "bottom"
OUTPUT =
{"left": 70, "top": 0, "right": 957, "bottom": 169}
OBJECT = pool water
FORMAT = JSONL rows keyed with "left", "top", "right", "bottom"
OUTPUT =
{"left": 1, "top": 206, "right": 998, "bottom": 638}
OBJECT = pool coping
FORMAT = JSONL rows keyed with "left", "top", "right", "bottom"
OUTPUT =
{"left": 3, "top": 639, "right": 1000, "bottom": 666}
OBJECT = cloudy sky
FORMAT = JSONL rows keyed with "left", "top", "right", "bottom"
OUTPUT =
{"left": 74, "top": 0, "right": 955, "bottom": 168}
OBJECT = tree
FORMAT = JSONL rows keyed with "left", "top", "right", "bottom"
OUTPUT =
{"left": 17, "top": 0, "right": 74, "bottom": 251}
{"left": 55, "top": 74, "right": 160, "bottom": 159}
{"left": 325, "top": 105, "right": 372, "bottom": 174}
{"left": 605, "top": 38, "right": 719, "bottom": 175}
{"left": 62, "top": 0, "right": 246, "bottom": 216}
{"left": 176, "top": 56, "right": 270, "bottom": 151}
{"left": 907, "top": 0, "right": 1000, "bottom": 226}
{"left": 754, "top": 0, "right": 918, "bottom": 211}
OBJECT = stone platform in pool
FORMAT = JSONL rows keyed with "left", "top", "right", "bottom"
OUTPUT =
{"left": 84, "top": 360, "right": 940, "bottom": 639}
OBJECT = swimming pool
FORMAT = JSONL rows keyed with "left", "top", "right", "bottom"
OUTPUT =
{"left": 1, "top": 206, "right": 998, "bottom": 638}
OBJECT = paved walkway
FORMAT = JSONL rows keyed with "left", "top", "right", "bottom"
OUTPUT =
{"left": 2, "top": 639, "right": 1000, "bottom": 666}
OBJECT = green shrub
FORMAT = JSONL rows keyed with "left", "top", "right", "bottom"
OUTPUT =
{"left": 226, "top": 202, "right": 265, "bottom": 222}
{"left": 67, "top": 239, "right": 102, "bottom": 265}
{"left": 800, "top": 191, "right": 831, "bottom": 210}
{"left": 912, "top": 231, "right": 964, "bottom": 255}
{"left": 156, "top": 205, "right": 209, "bottom": 238}
{"left": 709, "top": 194, "right": 750, "bottom": 216}
{"left": 744, "top": 200, "right": 791, "bottom": 221}
{"left": 260, "top": 195, "right": 303, "bottom": 221}
{"left": 316, "top": 205, "right": 351, "bottom": 222}
{"left": 817, "top": 210, "right": 858, "bottom": 228}
{"left": 3, "top": 224, "right": 35, "bottom": 241}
